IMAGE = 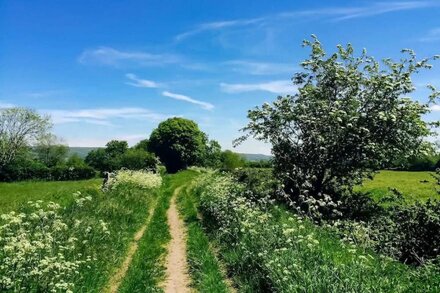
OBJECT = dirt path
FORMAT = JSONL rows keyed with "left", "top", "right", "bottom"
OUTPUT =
{"left": 162, "top": 186, "right": 192, "bottom": 293}
{"left": 104, "top": 197, "right": 159, "bottom": 293}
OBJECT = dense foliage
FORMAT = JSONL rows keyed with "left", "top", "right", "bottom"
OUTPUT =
{"left": 148, "top": 118, "right": 208, "bottom": 173}
{"left": 238, "top": 36, "right": 439, "bottom": 218}
{"left": 195, "top": 172, "right": 440, "bottom": 292}
{"left": 85, "top": 140, "right": 157, "bottom": 173}
{"left": 0, "top": 150, "right": 96, "bottom": 182}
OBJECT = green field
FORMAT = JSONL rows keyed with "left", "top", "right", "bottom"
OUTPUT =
{"left": 356, "top": 170, "right": 440, "bottom": 202}
{"left": 0, "top": 178, "right": 101, "bottom": 213}
{"left": 1, "top": 170, "right": 439, "bottom": 292}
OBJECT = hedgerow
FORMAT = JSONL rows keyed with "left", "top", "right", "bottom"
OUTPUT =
{"left": 195, "top": 172, "right": 440, "bottom": 292}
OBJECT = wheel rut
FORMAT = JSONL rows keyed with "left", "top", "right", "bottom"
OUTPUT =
{"left": 161, "top": 186, "right": 192, "bottom": 293}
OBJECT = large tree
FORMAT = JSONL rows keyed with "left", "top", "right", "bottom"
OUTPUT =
{"left": 148, "top": 117, "right": 207, "bottom": 173}
{"left": 237, "top": 36, "right": 439, "bottom": 217}
{"left": 0, "top": 107, "right": 51, "bottom": 168}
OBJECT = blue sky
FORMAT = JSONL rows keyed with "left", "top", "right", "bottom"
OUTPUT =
{"left": 1, "top": 1, "right": 440, "bottom": 154}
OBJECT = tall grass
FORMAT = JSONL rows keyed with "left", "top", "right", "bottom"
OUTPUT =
{"left": 195, "top": 172, "right": 440, "bottom": 292}
{"left": 176, "top": 180, "right": 230, "bottom": 293}
{"left": 0, "top": 171, "right": 161, "bottom": 292}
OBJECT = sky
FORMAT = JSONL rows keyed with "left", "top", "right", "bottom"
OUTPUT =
{"left": 1, "top": 0, "right": 440, "bottom": 155}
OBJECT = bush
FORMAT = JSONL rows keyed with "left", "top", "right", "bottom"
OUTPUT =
{"left": 49, "top": 165, "right": 96, "bottom": 181}
{"left": 0, "top": 154, "right": 49, "bottom": 182}
{"left": 120, "top": 149, "right": 157, "bottom": 171}
{"left": 333, "top": 193, "right": 440, "bottom": 266}
{"left": 195, "top": 173, "right": 440, "bottom": 292}
{"left": 104, "top": 170, "right": 162, "bottom": 190}
{"left": 371, "top": 200, "right": 440, "bottom": 265}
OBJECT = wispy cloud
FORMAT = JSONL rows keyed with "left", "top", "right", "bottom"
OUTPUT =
{"left": 224, "top": 60, "right": 295, "bottom": 75}
{"left": 295, "top": 1, "right": 436, "bottom": 21}
{"left": 78, "top": 47, "right": 181, "bottom": 67}
{"left": 175, "top": 2, "right": 437, "bottom": 40}
{"left": 175, "top": 18, "right": 264, "bottom": 41}
{"left": 125, "top": 73, "right": 160, "bottom": 88}
{"left": 162, "top": 91, "right": 214, "bottom": 110}
{"left": 420, "top": 27, "right": 440, "bottom": 42}
{"left": 220, "top": 80, "right": 296, "bottom": 94}
{"left": 44, "top": 107, "right": 170, "bottom": 126}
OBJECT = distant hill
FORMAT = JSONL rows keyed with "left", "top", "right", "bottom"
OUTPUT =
{"left": 68, "top": 147, "right": 100, "bottom": 159}
{"left": 239, "top": 153, "right": 272, "bottom": 162}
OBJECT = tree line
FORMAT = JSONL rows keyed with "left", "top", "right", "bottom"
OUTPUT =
{"left": 0, "top": 109, "right": 256, "bottom": 182}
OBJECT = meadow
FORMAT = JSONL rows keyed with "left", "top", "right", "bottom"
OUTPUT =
{"left": 1, "top": 169, "right": 439, "bottom": 292}
{"left": 0, "top": 179, "right": 101, "bottom": 213}
{"left": 356, "top": 170, "right": 440, "bottom": 202}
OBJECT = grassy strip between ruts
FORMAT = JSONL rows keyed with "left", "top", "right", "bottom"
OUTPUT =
{"left": 176, "top": 178, "right": 231, "bottom": 293}
{"left": 118, "top": 170, "right": 199, "bottom": 292}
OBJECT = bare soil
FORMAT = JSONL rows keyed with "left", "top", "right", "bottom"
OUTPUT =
{"left": 162, "top": 187, "right": 192, "bottom": 293}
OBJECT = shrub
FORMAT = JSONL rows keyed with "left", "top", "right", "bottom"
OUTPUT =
{"left": 0, "top": 154, "right": 49, "bottom": 182}
{"left": 104, "top": 170, "right": 162, "bottom": 190}
{"left": 195, "top": 173, "right": 440, "bottom": 292}
{"left": 120, "top": 149, "right": 157, "bottom": 171}
{"left": 373, "top": 200, "right": 440, "bottom": 265}
{"left": 49, "top": 164, "right": 96, "bottom": 181}
{"left": 333, "top": 194, "right": 440, "bottom": 266}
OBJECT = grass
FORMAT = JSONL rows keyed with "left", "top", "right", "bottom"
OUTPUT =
{"left": 118, "top": 170, "right": 199, "bottom": 292}
{"left": 356, "top": 170, "right": 440, "bottom": 202}
{"left": 176, "top": 177, "right": 230, "bottom": 293}
{"left": 73, "top": 184, "right": 158, "bottom": 292}
{"left": 0, "top": 178, "right": 101, "bottom": 213}
{"left": 196, "top": 172, "right": 440, "bottom": 292}
{"left": 0, "top": 176, "right": 160, "bottom": 292}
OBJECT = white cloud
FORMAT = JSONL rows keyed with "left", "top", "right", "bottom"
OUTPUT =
{"left": 220, "top": 80, "right": 296, "bottom": 94}
{"left": 430, "top": 105, "right": 440, "bottom": 111}
{"left": 44, "top": 107, "right": 170, "bottom": 126}
{"left": 162, "top": 91, "right": 214, "bottom": 110}
{"left": 224, "top": 60, "right": 295, "bottom": 75}
{"left": 78, "top": 47, "right": 181, "bottom": 67}
{"left": 175, "top": 2, "right": 437, "bottom": 40}
{"left": 125, "top": 73, "right": 159, "bottom": 88}
{"left": 0, "top": 101, "right": 15, "bottom": 109}
{"left": 420, "top": 27, "right": 440, "bottom": 42}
